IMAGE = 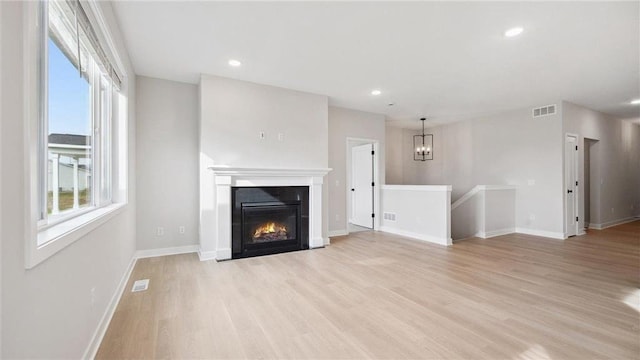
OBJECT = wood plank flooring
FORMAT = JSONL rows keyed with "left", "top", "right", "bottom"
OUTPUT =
{"left": 96, "top": 221, "right": 640, "bottom": 359}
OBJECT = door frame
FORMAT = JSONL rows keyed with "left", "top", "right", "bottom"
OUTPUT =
{"left": 564, "top": 133, "right": 580, "bottom": 238}
{"left": 346, "top": 137, "right": 380, "bottom": 233}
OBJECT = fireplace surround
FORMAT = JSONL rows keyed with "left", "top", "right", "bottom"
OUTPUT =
{"left": 199, "top": 166, "right": 331, "bottom": 261}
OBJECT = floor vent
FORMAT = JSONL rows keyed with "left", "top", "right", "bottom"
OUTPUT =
{"left": 383, "top": 212, "right": 396, "bottom": 221}
{"left": 532, "top": 104, "right": 556, "bottom": 118}
{"left": 131, "top": 279, "right": 150, "bottom": 292}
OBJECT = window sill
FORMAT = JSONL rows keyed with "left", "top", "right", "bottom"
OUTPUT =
{"left": 27, "top": 203, "right": 127, "bottom": 269}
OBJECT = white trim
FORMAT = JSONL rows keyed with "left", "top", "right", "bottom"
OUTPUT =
{"left": 483, "top": 227, "right": 516, "bottom": 238}
{"left": 588, "top": 217, "right": 637, "bottom": 230}
{"left": 379, "top": 226, "right": 452, "bottom": 246}
{"left": 454, "top": 228, "right": 516, "bottom": 242}
{"left": 328, "top": 229, "right": 348, "bottom": 237}
{"left": 381, "top": 184, "right": 452, "bottom": 192}
{"left": 515, "top": 227, "right": 565, "bottom": 240}
{"left": 216, "top": 248, "right": 232, "bottom": 261}
{"left": 209, "top": 166, "right": 331, "bottom": 177}
{"left": 135, "top": 245, "right": 198, "bottom": 259}
{"left": 28, "top": 203, "right": 127, "bottom": 269}
{"left": 82, "top": 255, "right": 136, "bottom": 360}
{"left": 310, "top": 242, "right": 327, "bottom": 249}
{"left": 198, "top": 249, "right": 217, "bottom": 261}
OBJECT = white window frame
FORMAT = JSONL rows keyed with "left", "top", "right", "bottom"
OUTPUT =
{"left": 24, "top": 0, "right": 128, "bottom": 269}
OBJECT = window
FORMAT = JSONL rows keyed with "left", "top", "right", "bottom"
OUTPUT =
{"left": 35, "top": 0, "right": 123, "bottom": 246}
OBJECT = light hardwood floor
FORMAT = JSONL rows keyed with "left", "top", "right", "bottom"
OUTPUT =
{"left": 97, "top": 221, "right": 640, "bottom": 359}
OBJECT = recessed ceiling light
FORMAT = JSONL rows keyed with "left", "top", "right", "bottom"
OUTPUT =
{"left": 504, "top": 27, "right": 524, "bottom": 37}
{"left": 228, "top": 59, "right": 242, "bottom": 67}
{"left": 631, "top": 99, "right": 640, "bottom": 105}
{"left": 371, "top": 89, "right": 382, "bottom": 96}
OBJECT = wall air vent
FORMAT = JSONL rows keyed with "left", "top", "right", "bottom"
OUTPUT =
{"left": 383, "top": 212, "right": 396, "bottom": 221}
{"left": 532, "top": 104, "right": 556, "bottom": 118}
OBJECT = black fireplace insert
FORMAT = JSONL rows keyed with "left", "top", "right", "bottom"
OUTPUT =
{"left": 231, "top": 186, "right": 309, "bottom": 259}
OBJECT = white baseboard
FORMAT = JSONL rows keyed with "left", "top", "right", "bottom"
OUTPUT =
{"left": 515, "top": 227, "right": 565, "bottom": 240}
{"left": 83, "top": 255, "right": 137, "bottom": 360}
{"left": 379, "top": 226, "right": 451, "bottom": 246}
{"left": 135, "top": 245, "right": 199, "bottom": 259}
{"left": 589, "top": 217, "right": 637, "bottom": 230}
{"left": 197, "top": 249, "right": 217, "bottom": 261}
{"left": 215, "top": 248, "right": 231, "bottom": 261}
{"left": 328, "top": 229, "right": 348, "bottom": 237}
{"left": 484, "top": 227, "right": 516, "bottom": 238}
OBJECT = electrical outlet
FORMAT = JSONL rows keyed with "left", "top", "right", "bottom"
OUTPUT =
{"left": 278, "top": 133, "right": 284, "bottom": 141}
{"left": 179, "top": 226, "right": 186, "bottom": 234}
{"left": 529, "top": 214, "right": 536, "bottom": 221}
{"left": 335, "top": 214, "right": 340, "bottom": 221}
{"left": 611, "top": 207, "right": 615, "bottom": 213}
{"left": 157, "top": 227, "right": 164, "bottom": 236}
{"left": 527, "top": 179, "right": 535, "bottom": 186}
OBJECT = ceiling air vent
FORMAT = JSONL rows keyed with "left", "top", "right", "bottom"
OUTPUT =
{"left": 532, "top": 104, "right": 556, "bottom": 118}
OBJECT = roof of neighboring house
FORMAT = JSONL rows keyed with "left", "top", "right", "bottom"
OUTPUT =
{"left": 48, "top": 134, "right": 91, "bottom": 146}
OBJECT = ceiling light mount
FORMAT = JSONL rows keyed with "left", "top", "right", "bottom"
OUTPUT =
{"left": 228, "top": 59, "right": 242, "bottom": 67}
{"left": 504, "top": 27, "right": 524, "bottom": 38}
{"left": 414, "top": 117, "right": 433, "bottom": 161}
{"left": 371, "top": 89, "right": 382, "bottom": 96}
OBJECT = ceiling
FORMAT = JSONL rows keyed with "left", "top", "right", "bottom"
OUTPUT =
{"left": 112, "top": 1, "right": 640, "bottom": 128}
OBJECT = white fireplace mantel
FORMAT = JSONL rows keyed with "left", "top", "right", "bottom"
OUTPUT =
{"left": 199, "top": 166, "right": 331, "bottom": 261}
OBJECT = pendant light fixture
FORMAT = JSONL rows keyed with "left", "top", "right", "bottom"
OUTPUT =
{"left": 414, "top": 117, "right": 433, "bottom": 161}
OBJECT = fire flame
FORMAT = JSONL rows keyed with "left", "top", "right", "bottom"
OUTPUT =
{"left": 253, "top": 222, "right": 288, "bottom": 239}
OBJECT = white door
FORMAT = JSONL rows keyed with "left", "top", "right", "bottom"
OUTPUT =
{"left": 351, "top": 144, "right": 373, "bottom": 228}
{"left": 565, "top": 135, "right": 579, "bottom": 237}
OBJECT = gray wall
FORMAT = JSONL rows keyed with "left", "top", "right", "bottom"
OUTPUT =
{"left": 328, "top": 106, "right": 386, "bottom": 233}
{"left": 386, "top": 106, "right": 565, "bottom": 236}
{"left": 1, "top": 1, "right": 137, "bottom": 357}
{"left": 136, "top": 76, "right": 199, "bottom": 250}
{"left": 562, "top": 101, "right": 640, "bottom": 228}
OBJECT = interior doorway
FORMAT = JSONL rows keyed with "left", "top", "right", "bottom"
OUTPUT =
{"left": 584, "top": 137, "right": 599, "bottom": 229}
{"left": 565, "top": 134, "right": 579, "bottom": 237}
{"left": 346, "top": 138, "right": 380, "bottom": 233}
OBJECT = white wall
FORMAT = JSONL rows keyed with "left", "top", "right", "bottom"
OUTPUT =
{"left": 1, "top": 2, "right": 137, "bottom": 358}
{"left": 199, "top": 75, "right": 329, "bottom": 253}
{"left": 136, "top": 76, "right": 199, "bottom": 251}
{"left": 562, "top": 101, "right": 640, "bottom": 229}
{"left": 386, "top": 106, "right": 565, "bottom": 237}
{"left": 380, "top": 185, "right": 452, "bottom": 245}
{"left": 328, "top": 106, "right": 385, "bottom": 234}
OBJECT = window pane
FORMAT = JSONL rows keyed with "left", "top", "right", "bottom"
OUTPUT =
{"left": 47, "top": 37, "right": 92, "bottom": 215}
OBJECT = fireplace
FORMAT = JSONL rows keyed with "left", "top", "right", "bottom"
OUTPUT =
{"left": 232, "top": 186, "right": 309, "bottom": 259}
